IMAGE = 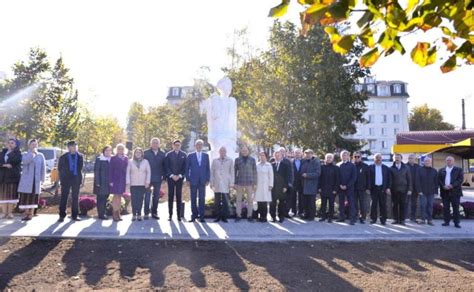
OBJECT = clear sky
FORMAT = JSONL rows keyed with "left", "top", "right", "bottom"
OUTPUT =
{"left": 1, "top": 0, "right": 472, "bottom": 128}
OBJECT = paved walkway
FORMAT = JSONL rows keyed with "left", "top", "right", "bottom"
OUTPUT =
{"left": 0, "top": 203, "right": 472, "bottom": 242}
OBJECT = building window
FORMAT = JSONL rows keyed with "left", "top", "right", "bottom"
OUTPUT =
{"left": 367, "top": 101, "right": 374, "bottom": 110}
{"left": 369, "top": 141, "right": 376, "bottom": 149}
{"left": 391, "top": 101, "right": 400, "bottom": 110}
{"left": 369, "top": 128, "right": 375, "bottom": 136}
{"left": 394, "top": 128, "right": 399, "bottom": 135}
{"left": 393, "top": 114, "right": 400, "bottom": 123}
{"left": 368, "top": 115, "right": 374, "bottom": 123}
{"left": 381, "top": 128, "right": 386, "bottom": 136}
{"left": 379, "top": 102, "right": 387, "bottom": 110}
{"left": 367, "top": 84, "right": 375, "bottom": 94}
{"left": 381, "top": 141, "right": 386, "bottom": 149}
{"left": 394, "top": 84, "right": 402, "bottom": 94}
{"left": 355, "top": 84, "right": 363, "bottom": 92}
{"left": 378, "top": 85, "right": 390, "bottom": 96}
{"left": 381, "top": 115, "right": 387, "bottom": 123}
{"left": 171, "top": 87, "right": 180, "bottom": 97}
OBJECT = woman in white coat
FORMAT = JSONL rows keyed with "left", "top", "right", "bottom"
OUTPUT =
{"left": 17, "top": 139, "right": 46, "bottom": 221}
{"left": 255, "top": 151, "right": 273, "bottom": 222}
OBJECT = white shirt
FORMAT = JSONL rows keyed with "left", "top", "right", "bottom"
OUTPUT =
{"left": 445, "top": 166, "right": 453, "bottom": 186}
{"left": 375, "top": 164, "right": 383, "bottom": 186}
{"left": 197, "top": 151, "right": 202, "bottom": 165}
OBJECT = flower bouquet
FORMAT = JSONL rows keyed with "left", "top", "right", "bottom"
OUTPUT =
{"left": 79, "top": 196, "right": 97, "bottom": 216}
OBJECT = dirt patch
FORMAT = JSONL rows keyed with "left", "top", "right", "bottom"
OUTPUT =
{"left": 0, "top": 238, "right": 473, "bottom": 291}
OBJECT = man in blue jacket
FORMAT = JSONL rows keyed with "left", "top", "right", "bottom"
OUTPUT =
{"left": 337, "top": 150, "right": 357, "bottom": 225}
{"left": 143, "top": 137, "right": 166, "bottom": 220}
{"left": 186, "top": 139, "right": 210, "bottom": 223}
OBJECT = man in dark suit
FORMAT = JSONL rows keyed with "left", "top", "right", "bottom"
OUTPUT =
{"left": 301, "top": 149, "right": 321, "bottom": 221}
{"left": 289, "top": 148, "right": 304, "bottom": 217}
{"left": 165, "top": 140, "right": 187, "bottom": 221}
{"left": 389, "top": 153, "right": 412, "bottom": 225}
{"left": 58, "top": 141, "right": 84, "bottom": 222}
{"left": 278, "top": 147, "right": 294, "bottom": 218}
{"left": 438, "top": 156, "right": 464, "bottom": 228}
{"left": 353, "top": 152, "right": 371, "bottom": 224}
{"left": 319, "top": 153, "right": 340, "bottom": 223}
{"left": 368, "top": 153, "right": 391, "bottom": 225}
{"left": 143, "top": 137, "right": 166, "bottom": 219}
{"left": 406, "top": 154, "right": 421, "bottom": 222}
{"left": 186, "top": 139, "right": 211, "bottom": 223}
{"left": 271, "top": 151, "right": 292, "bottom": 223}
{"left": 337, "top": 150, "right": 357, "bottom": 225}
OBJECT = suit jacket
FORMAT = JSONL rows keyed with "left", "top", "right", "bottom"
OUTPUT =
{"left": 338, "top": 161, "right": 357, "bottom": 190}
{"left": 390, "top": 162, "right": 412, "bottom": 193}
{"left": 301, "top": 157, "right": 321, "bottom": 195}
{"left": 292, "top": 158, "right": 304, "bottom": 191}
{"left": 272, "top": 159, "right": 292, "bottom": 199}
{"left": 144, "top": 148, "right": 166, "bottom": 183}
{"left": 354, "top": 161, "right": 371, "bottom": 191}
{"left": 58, "top": 152, "right": 84, "bottom": 184}
{"left": 320, "top": 163, "right": 340, "bottom": 196}
{"left": 417, "top": 166, "right": 438, "bottom": 195}
{"left": 368, "top": 164, "right": 391, "bottom": 192}
{"left": 165, "top": 150, "right": 187, "bottom": 179}
{"left": 283, "top": 157, "right": 294, "bottom": 187}
{"left": 438, "top": 166, "right": 464, "bottom": 197}
{"left": 234, "top": 156, "right": 257, "bottom": 186}
{"left": 407, "top": 163, "right": 421, "bottom": 194}
{"left": 186, "top": 152, "right": 210, "bottom": 186}
{"left": 0, "top": 148, "right": 22, "bottom": 184}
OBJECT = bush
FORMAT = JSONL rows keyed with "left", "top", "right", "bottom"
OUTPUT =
{"left": 461, "top": 201, "right": 474, "bottom": 218}
{"left": 38, "top": 198, "right": 47, "bottom": 209}
{"left": 432, "top": 201, "right": 443, "bottom": 219}
{"left": 79, "top": 196, "right": 97, "bottom": 215}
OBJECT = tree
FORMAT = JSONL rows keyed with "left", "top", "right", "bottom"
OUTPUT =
{"left": 269, "top": 0, "right": 473, "bottom": 73}
{"left": 225, "top": 21, "right": 369, "bottom": 155}
{"left": 409, "top": 103, "right": 455, "bottom": 131}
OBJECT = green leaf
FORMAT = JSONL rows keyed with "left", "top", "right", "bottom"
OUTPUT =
{"left": 393, "top": 37, "right": 406, "bottom": 54}
{"left": 440, "top": 55, "right": 457, "bottom": 73}
{"left": 455, "top": 40, "right": 473, "bottom": 62}
{"left": 411, "top": 42, "right": 434, "bottom": 67}
{"left": 360, "top": 48, "right": 380, "bottom": 67}
{"left": 333, "top": 35, "right": 355, "bottom": 54}
{"left": 269, "top": 0, "right": 290, "bottom": 18}
{"left": 359, "top": 28, "right": 375, "bottom": 48}
{"left": 356, "top": 11, "right": 374, "bottom": 28}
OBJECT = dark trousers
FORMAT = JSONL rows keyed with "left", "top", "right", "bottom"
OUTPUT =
{"left": 257, "top": 202, "right": 269, "bottom": 220}
{"left": 191, "top": 183, "right": 206, "bottom": 220}
{"left": 392, "top": 190, "right": 407, "bottom": 223}
{"left": 270, "top": 196, "right": 286, "bottom": 219}
{"left": 355, "top": 190, "right": 367, "bottom": 220}
{"left": 320, "top": 194, "right": 335, "bottom": 219}
{"left": 404, "top": 193, "right": 418, "bottom": 220}
{"left": 442, "top": 195, "right": 461, "bottom": 224}
{"left": 288, "top": 186, "right": 303, "bottom": 215}
{"left": 131, "top": 186, "right": 146, "bottom": 216}
{"left": 144, "top": 181, "right": 161, "bottom": 216}
{"left": 303, "top": 194, "right": 316, "bottom": 219}
{"left": 370, "top": 186, "right": 387, "bottom": 223}
{"left": 96, "top": 194, "right": 108, "bottom": 218}
{"left": 59, "top": 179, "right": 80, "bottom": 219}
{"left": 338, "top": 189, "right": 356, "bottom": 221}
{"left": 214, "top": 192, "right": 229, "bottom": 219}
{"left": 167, "top": 178, "right": 183, "bottom": 218}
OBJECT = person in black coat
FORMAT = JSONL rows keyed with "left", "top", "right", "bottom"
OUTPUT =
{"left": 301, "top": 149, "right": 321, "bottom": 221}
{"left": 368, "top": 153, "right": 391, "bottom": 225}
{"left": 0, "top": 138, "right": 22, "bottom": 219}
{"left": 405, "top": 154, "right": 422, "bottom": 222}
{"left": 58, "top": 141, "right": 84, "bottom": 222}
{"left": 416, "top": 157, "right": 438, "bottom": 225}
{"left": 143, "top": 137, "right": 166, "bottom": 219}
{"left": 289, "top": 149, "right": 304, "bottom": 217}
{"left": 337, "top": 150, "right": 357, "bottom": 225}
{"left": 353, "top": 152, "right": 371, "bottom": 224}
{"left": 319, "top": 153, "right": 340, "bottom": 223}
{"left": 164, "top": 140, "right": 187, "bottom": 221}
{"left": 278, "top": 147, "right": 294, "bottom": 218}
{"left": 438, "top": 156, "right": 464, "bottom": 228}
{"left": 389, "top": 153, "right": 412, "bottom": 225}
{"left": 93, "top": 146, "right": 112, "bottom": 220}
{"left": 271, "top": 151, "right": 292, "bottom": 223}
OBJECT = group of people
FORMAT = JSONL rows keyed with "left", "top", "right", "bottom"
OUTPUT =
{"left": 0, "top": 137, "right": 465, "bottom": 228}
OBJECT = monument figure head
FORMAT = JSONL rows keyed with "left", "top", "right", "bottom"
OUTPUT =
{"left": 216, "top": 77, "right": 232, "bottom": 98}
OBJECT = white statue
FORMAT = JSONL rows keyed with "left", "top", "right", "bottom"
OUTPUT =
{"left": 200, "top": 77, "right": 238, "bottom": 161}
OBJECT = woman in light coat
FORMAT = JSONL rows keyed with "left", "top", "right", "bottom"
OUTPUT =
{"left": 255, "top": 151, "right": 273, "bottom": 222}
{"left": 210, "top": 146, "right": 234, "bottom": 222}
{"left": 18, "top": 139, "right": 46, "bottom": 221}
{"left": 126, "top": 148, "right": 151, "bottom": 221}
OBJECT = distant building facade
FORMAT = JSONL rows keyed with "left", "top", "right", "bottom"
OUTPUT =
{"left": 166, "top": 86, "right": 194, "bottom": 106}
{"left": 348, "top": 77, "right": 410, "bottom": 160}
